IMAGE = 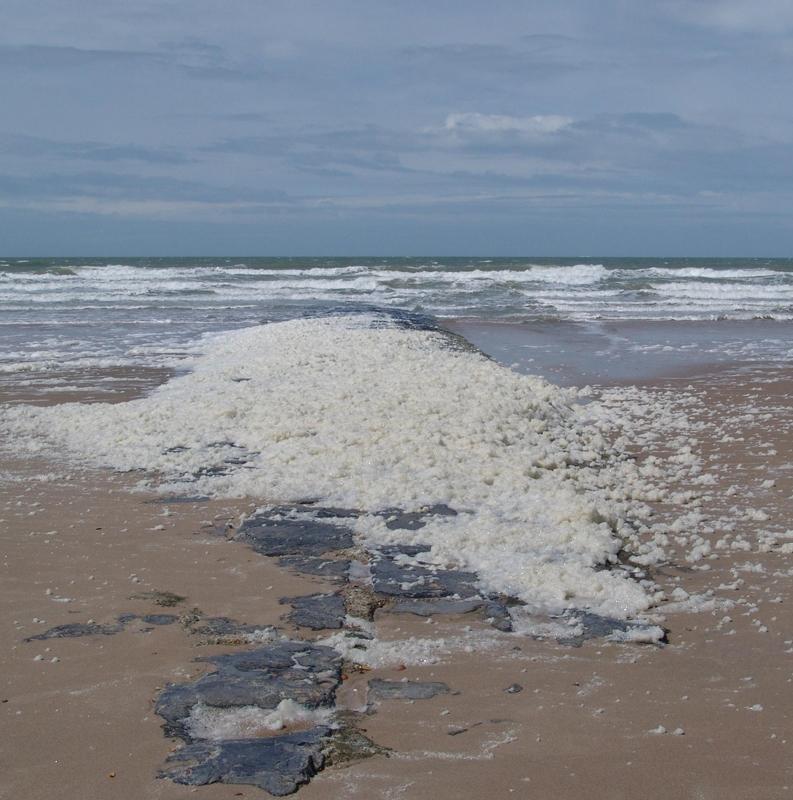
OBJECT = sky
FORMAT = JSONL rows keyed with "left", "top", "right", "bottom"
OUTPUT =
{"left": 2, "top": 0, "right": 793, "bottom": 256}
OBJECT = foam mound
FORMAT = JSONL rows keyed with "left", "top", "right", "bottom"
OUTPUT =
{"left": 0, "top": 311, "right": 663, "bottom": 618}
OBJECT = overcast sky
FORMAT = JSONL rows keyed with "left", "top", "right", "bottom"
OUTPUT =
{"left": 2, "top": 0, "right": 793, "bottom": 255}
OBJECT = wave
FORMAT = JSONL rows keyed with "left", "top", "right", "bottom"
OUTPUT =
{"left": 255, "top": 264, "right": 609, "bottom": 286}
{"left": 649, "top": 282, "right": 793, "bottom": 299}
{"left": 0, "top": 267, "right": 77, "bottom": 279}
{"left": 3, "top": 261, "right": 793, "bottom": 342}
{"left": 639, "top": 267, "right": 781, "bottom": 279}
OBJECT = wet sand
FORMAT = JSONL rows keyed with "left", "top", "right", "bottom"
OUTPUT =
{"left": 0, "top": 365, "right": 175, "bottom": 406}
{"left": 3, "top": 359, "right": 793, "bottom": 799}
{"left": 447, "top": 318, "right": 793, "bottom": 386}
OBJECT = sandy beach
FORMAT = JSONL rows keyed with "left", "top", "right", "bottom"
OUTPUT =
{"left": 3, "top": 338, "right": 793, "bottom": 800}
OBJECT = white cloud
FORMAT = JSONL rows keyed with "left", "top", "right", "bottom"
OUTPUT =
{"left": 444, "top": 112, "right": 573, "bottom": 135}
{"left": 664, "top": 0, "right": 793, "bottom": 34}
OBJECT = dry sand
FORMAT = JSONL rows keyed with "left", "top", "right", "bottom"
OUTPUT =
{"left": 2, "top": 366, "right": 793, "bottom": 800}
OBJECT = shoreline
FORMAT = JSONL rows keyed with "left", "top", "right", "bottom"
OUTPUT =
{"left": 3, "top": 320, "right": 793, "bottom": 799}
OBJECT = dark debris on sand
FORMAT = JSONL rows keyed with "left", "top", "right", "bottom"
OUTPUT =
{"left": 24, "top": 612, "right": 180, "bottom": 641}
{"left": 159, "top": 728, "right": 330, "bottom": 796}
{"left": 130, "top": 589, "right": 186, "bottom": 607}
{"left": 280, "top": 592, "right": 347, "bottom": 630}
{"left": 367, "top": 679, "right": 452, "bottom": 701}
{"left": 155, "top": 641, "right": 342, "bottom": 740}
{"left": 155, "top": 640, "right": 386, "bottom": 795}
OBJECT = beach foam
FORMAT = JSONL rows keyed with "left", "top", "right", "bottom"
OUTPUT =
{"left": 185, "top": 700, "right": 333, "bottom": 741}
{"left": 0, "top": 313, "right": 693, "bottom": 618}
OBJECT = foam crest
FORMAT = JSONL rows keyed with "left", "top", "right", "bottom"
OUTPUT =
{"left": 651, "top": 282, "right": 793, "bottom": 300}
{"left": 641, "top": 267, "right": 780, "bottom": 279}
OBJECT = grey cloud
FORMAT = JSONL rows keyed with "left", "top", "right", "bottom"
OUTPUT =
{"left": 289, "top": 150, "right": 411, "bottom": 177}
{"left": 0, "top": 134, "right": 192, "bottom": 164}
{"left": 0, "top": 171, "right": 289, "bottom": 204}
{"left": 199, "top": 107, "right": 791, "bottom": 205}
{"left": 217, "top": 112, "right": 271, "bottom": 123}
{"left": 574, "top": 113, "right": 690, "bottom": 133}
{"left": 399, "top": 41, "right": 591, "bottom": 80}
{"left": 0, "top": 41, "right": 269, "bottom": 81}
{"left": 0, "top": 44, "right": 155, "bottom": 70}
{"left": 205, "top": 123, "right": 420, "bottom": 155}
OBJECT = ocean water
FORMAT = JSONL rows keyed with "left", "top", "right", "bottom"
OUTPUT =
{"left": 1, "top": 256, "right": 792, "bottom": 383}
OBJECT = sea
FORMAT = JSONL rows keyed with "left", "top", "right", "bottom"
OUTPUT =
{"left": 2, "top": 256, "right": 792, "bottom": 391}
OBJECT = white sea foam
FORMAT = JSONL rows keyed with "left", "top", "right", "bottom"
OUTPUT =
{"left": 185, "top": 699, "right": 333, "bottom": 740}
{"left": 641, "top": 267, "right": 780, "bottom": 280}
{"left": 318, "top": 629, "right": 504, "bottom": 667}
{"left": 651, "top": 282, "right": 793, "bottom": 300}
{"left": 0, "top": 313, "right": 676, "bottom": 618}
{"left": 523, "top": 264, "right": 606, "bottom": 284}
{"left": 607, "top": 625, "right": 666, "bottom": 643}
